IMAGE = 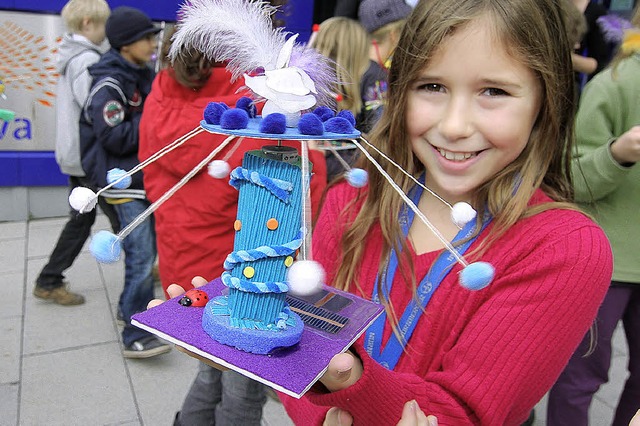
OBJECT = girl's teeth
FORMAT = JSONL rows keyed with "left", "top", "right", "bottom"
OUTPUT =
{"left": 438, "top": 148, "right": 476, "bottom": 162}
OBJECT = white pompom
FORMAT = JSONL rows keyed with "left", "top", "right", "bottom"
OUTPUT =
{"left": 286, "top": 260, "right": 325, "bottom": 296}
{"left": 69, "top": 187, "right": 98, "bottom": 213}
{"left": 208, "top": 160, "right": 231, "bottom": 179}
{"left": 451, "top": 202, "right": 477, "bottom": 228}
{"left": 261, "top": 100, "right": 301, "bottom": 127}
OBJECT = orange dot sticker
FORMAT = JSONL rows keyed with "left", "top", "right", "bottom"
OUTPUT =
{"left": 266, "top": 218, "right": 279, "bottom": 230}
{"left": 243, "top": 266, "right": 255, "bottom": 279}
{"left": 234, "top": 220, "right": 242, "bottom": 231}
{"left": 284, "top": 256, "right": 294, "bottom": 267}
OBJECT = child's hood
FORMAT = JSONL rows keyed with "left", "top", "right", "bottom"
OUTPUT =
{"left": 56, "top": 33, "right": 109, "bottom": 75}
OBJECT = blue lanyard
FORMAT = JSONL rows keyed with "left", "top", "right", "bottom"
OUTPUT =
{"left": 364, "top": 179, "right": 491, "bottom": 370}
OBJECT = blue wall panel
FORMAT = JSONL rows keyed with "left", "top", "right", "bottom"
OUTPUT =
{"left": 0, "top": 152, "right": 67, "bottom": 186}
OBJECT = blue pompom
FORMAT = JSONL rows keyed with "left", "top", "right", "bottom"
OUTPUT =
{"left": 235, "top": 96, "right": 257, "bottom": 118}
{"left": 90, "top": 230, "right": 122, "bottom": 263}
{"left": 459, "top": 261, "right": 495, "bottom": 290}
{"left": 203, "top": 102, "right": 229, "bottom": 125}
{"left": 312, "top": 106, "right": 335, "bottom": 122}
{"left": 298, "top": 113, "right": 324, "bottom": 136}
{"left": 220, "top": 108, "right": 249, "bottom": 130}
{"left": 106, "top": 168, "right": 131, "bottom": 189}
{"left": 346, "top": 168, "right": 368, "bottom": 188}
{"left": 324, "top": 116, "right": 355, "bottom": 134}
{"left": 260, "top": 113, "right": 286, "bottom": 134}
{"left": 336, "top": 110, "right": 356, "bottom": 126}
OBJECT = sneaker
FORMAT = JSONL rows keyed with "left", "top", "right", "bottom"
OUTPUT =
{"left": 123, "top": 336, "right": 171, "bottom": 359}
{"left": 33, "top": 285, "right": 85, "bottom": 306}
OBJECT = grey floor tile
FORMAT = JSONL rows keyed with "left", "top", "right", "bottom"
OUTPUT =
{"left": 23, "top": 288, "right": 118, "bottom": 355}
{"left": 0, "top": 383, "right": 18, "bottom": 426}
{"left": 0, "top": 238, "right": 25, "bottom": 274}
{"left": 0, "top": 221, "right": 26, "bottom": 240}
{"left": 0, "top": 317, "right": 21, "bottom": 384}
{"left": 127, "top": 350, "right": 198, "bottom": 425}
{"left": 3, "top": 271, "right": 24, "bottom": 319}
{"left": 100, "top": 260, "right": 126, "bottom": 308}
{"left": 27, "top": 220, "right": 69, "bottom": 259}
{"left": 20, "top": 342, "right": 138, "bottom": 426}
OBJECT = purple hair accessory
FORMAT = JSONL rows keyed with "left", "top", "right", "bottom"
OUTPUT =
{"left": 597, "top": 14, "right": 633, "bottom": 44}
{"left": 324, "top": 116, "right": 354, "bottom": 134}
{"left": 259, "top": 113, "right": 287, "bottom": 134}
{"left": 236, "top": 96, "right": 257, "bottom": 118}
{"left": 298, "top": 113, "right": 324, "bottom": 136}
{"left": 336, "top": 110, "right": 356, "bottom": 126}
{"left": 204, "top": 102, "right": 229, "bottom": 125}
{"left": 220, "top": 108, "right": 249, "bottom": 130}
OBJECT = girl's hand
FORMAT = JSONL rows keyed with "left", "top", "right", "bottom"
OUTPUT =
{"left": 610, "top": 125, "right": 640, "bottom": 165}
{"left": 147, "top": 276, "right": 208, "bottom": 309}
{"left": 323, "top": 401, "right": 438, "bottom": 426}
{"left": 319, "top": 350, "right": 363, "bottom": 392}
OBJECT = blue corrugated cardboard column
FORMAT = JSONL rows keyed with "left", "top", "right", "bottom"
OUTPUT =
{"left": 202, "top": 147, "right": 307, "bottom": 354}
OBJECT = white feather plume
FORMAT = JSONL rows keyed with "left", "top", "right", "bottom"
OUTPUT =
{"left": 170, "top": 0, "right": 287, "bottom": 80}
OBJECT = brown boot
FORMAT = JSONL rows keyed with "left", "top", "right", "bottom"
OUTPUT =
{"left": 33, "top": 285, "right": 85, "bottom": 306}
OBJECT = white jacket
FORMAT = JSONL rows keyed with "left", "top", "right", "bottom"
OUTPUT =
{"left": 55, "top": 33, "right": 109, "bottom": 176}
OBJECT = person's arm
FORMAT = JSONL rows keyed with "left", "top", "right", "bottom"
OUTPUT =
{"left": 288, "top": 217, "right": 612, "bottom": 425}
{"left": 571, "top": 52, "right": 597, "bottom": 74}
{"left": 86, "top": 84, "right": 141, "bottom": 157}
{"left": 571, "top": 76, "right": 636, "bottom": 202}
{"left": 67, "top": 51, "right": 101, "bottom": 108}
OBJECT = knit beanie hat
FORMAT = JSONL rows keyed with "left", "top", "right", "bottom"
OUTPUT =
{"left": 358, "top": 0, "right": 415, "bottom": 33}
{"left": 106, "top": 6, "right": 161, "bottom": 50}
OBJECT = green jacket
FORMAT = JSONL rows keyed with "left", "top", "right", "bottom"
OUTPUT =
{"left": 572, "top": 53, "right": 640, "bottom": 284}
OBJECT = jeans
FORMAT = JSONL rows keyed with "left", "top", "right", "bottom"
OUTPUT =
{"left": 36, "top": 176, "right": 120, "bottom": 290}
{"left": 114, "top": 199, "right": 157, "bottom": 346}
{"left": 547, "top": 283, "right": 640, "bottom": 426}
{"left": 175, "top": 362, "right": 266, "bottom": 426}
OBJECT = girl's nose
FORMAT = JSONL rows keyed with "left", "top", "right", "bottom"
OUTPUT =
{"left": 438, "top": 97, "right": 473, "bottom": 141}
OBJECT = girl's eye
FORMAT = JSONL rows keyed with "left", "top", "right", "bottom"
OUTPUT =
{"left": 418, "top": 83, "right": 443, "bottom": 93}
{"left": 483, "top": 87, "right": 508, "bottom": 97}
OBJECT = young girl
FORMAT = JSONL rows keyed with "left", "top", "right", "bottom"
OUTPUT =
{"left": 155, "top": 0, "right": 612, "bottom": 423}
{"left": 278, "top": 0, "right": 612, "bottom": 424}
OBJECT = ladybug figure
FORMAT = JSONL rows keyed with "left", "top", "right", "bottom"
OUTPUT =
{"left": 179, "top": 289, "right": 209, "bottom": 307}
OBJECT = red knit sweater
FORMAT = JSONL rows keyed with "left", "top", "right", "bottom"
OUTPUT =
{"left": 280, "top": 182, "right": 612, "bottom": 425}
{"left": 139, "top": 67, "right": 327, "bottom": 295}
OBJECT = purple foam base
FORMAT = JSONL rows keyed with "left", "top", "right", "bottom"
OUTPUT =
{"left": 202, "top": 295, "right": 304, "bottom": 354}
{"left": 132, "top": 278, "right": 383, "bottom": 398}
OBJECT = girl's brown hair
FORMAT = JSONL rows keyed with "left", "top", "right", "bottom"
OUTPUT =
{"left": 332, "top": 0, "right": 577, "bottom": 300}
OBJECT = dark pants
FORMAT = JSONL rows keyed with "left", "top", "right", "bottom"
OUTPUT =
{"left": 36, "top": 176, "right": 120, "bottom": 290}
{"left": 547, "top": 283, "right": 640, "bottom": 426}
{"left": 175, "top": 363, "right": 266, "bottom": 426}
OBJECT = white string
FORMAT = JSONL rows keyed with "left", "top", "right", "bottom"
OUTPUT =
{"left": 221, "top": 137, "right": 245, "bottom": 161}
{"left": 349, "top": 138, "right": 469, "bottom": 267}
{"left": 96, "top": 126, "right": 204, "bottom": 196}
{"left": 117, "top": 135, "right": 237, "bottom": 240}
{"left": 299, "top": 140, "right": 312, "bottom": 260}
{"left": 356, "top": 136, "right": 452, "bottom": 209}
{"left": 326, "top": 143, "right": 353, "bottom": 171}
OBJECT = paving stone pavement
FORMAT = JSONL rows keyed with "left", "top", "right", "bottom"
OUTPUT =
{"left": 0, "top": 215, "right": 629, "bottom": 425}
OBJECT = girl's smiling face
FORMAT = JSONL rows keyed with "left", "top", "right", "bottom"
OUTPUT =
{"left": 406, "top": 18, "right": 542, "bottom": 203}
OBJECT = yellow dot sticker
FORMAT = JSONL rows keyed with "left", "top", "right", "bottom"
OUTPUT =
{"left": 243, "top": 266, "right": 255, "bottom": 279}
{"left": 266, "top": 218, "right": 279, "bottom": 230}
{"left": 234, "top": 220, "right": 242, "bottom": 231}
{"left": 284, "top": 256, "right": 294, "bottom": 267}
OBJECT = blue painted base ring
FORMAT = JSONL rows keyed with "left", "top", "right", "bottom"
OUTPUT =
{"left": 202, "top": 296, "right": 304, "bottom": 354}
